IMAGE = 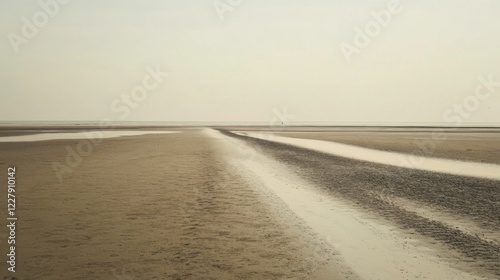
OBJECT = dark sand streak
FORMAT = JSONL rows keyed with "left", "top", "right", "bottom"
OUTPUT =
{"left": 221, "top": 130, "right": 500, "bottom": 277}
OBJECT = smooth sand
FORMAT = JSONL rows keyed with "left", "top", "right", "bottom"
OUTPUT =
{"left": 0, "top": 129, "right": 353, "bottom": 279}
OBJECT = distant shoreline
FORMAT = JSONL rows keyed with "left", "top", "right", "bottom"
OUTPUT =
{"left": 1, "top": 125, "right": 500, "bottom": 132}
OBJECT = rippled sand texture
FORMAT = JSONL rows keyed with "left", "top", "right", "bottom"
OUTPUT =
{"left": 1, "top": 127, "right": 499, "bottom": 279}
{"left": 0, "top": 129, "right": 354, "bottom": 279}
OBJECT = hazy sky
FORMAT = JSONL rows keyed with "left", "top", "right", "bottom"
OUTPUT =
{"left": 1, "top": 0, "right": 499, "bottom": 124}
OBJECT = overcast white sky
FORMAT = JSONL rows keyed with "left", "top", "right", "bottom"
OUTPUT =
{"left": 1, "top": 0, "right": 499, "bottom": 124}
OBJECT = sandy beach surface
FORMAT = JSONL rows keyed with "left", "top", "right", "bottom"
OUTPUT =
{"left": 0, "top": 127, "right": 499, "bottom": 279}
{"left": 0, "top": 128, "right": 354, "bottom": 279}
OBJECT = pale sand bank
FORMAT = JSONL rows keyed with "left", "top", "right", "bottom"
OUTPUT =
{"left": 234, "top": 131, "right": 500, "bottom": 181}
{"left": 0, "top": 130, "right": 181, "bottom": 142}
{"left": 273, "top": 130, "right": 500, "bottom": 165}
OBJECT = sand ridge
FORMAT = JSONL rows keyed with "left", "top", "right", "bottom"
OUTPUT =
{"left": 273, "top": 130, "right": 500, "bottom": 165}
{"left": 234, "top": 131, "right": 500, "bottom": 181}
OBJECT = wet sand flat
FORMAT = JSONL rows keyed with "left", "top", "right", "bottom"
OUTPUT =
{"left": 0, "top": 129, "right": 352, "bottom": 279}
{"left": 1, "top": 127, "right": 499, "bottom": 279}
